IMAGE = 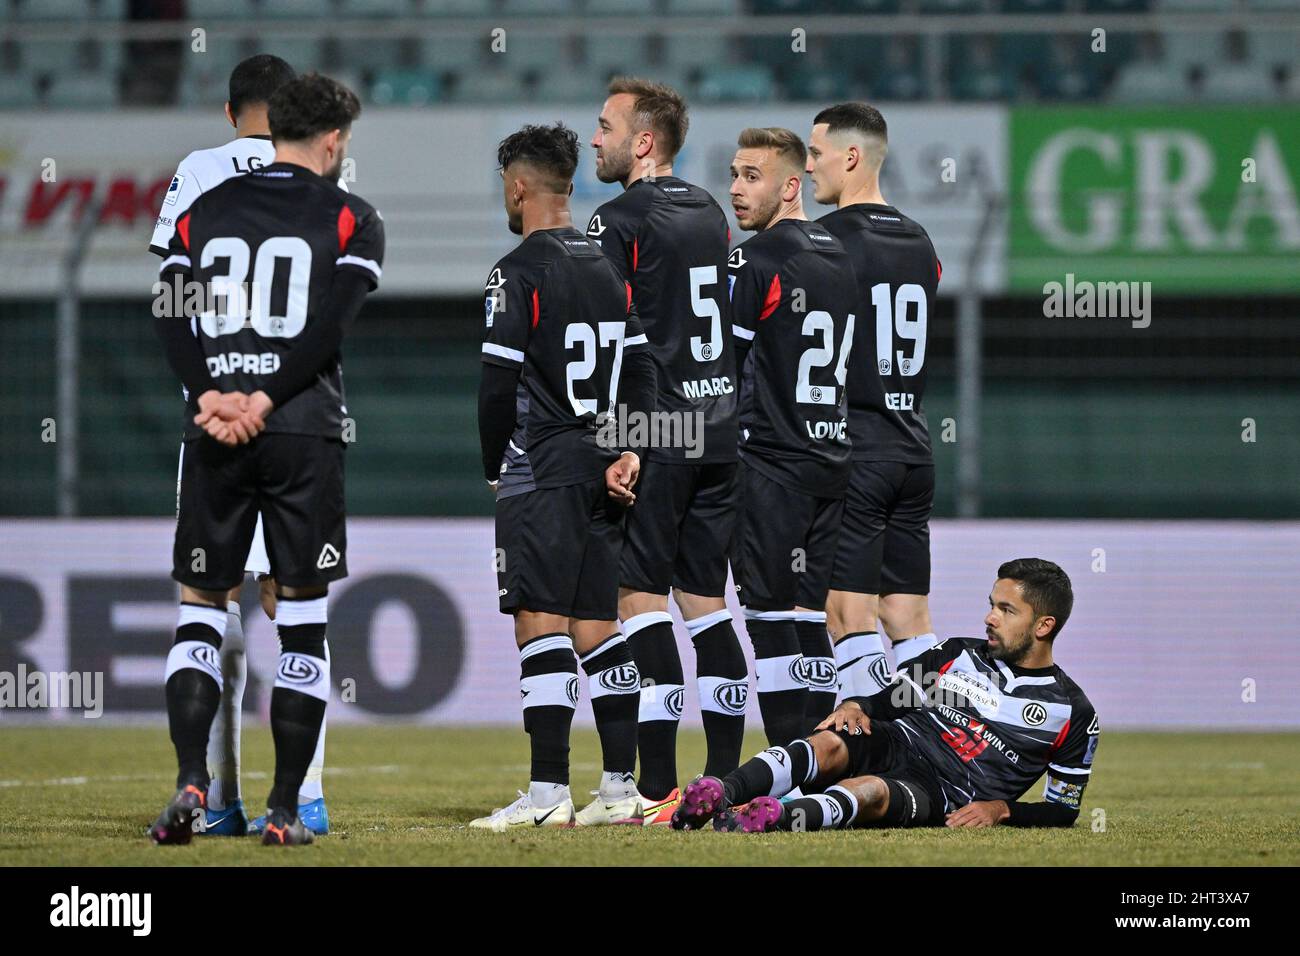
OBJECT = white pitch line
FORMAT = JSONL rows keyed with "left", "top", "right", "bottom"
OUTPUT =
{"left": 0, "top": 765, "right": 403, "bottom": 789}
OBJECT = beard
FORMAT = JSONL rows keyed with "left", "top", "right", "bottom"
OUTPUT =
{"left": 507, "top": 212, "right": 523, "bottom": 235}
{"left": 325, "top": 154, "right": 345, "bottom": 183}
{"left": 986, "top": 627, "right": 1034, "bottom": 665}
{"left": 595, "top": 139, "right": 634, "bottom": 184}
{"left": 746, "top": 190, "right": 783, "bottom": 231}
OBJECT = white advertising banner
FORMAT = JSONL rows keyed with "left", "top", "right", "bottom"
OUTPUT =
{"left": 0, "top": 104, "right": 1005, "bottom": 297}
{"left": 1, "top": 518, "right": 1295, "bottom": 729}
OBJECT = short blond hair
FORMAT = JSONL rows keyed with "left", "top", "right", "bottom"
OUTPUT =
{"left": 737, "top": 127, "right": 807, "bottom": 173}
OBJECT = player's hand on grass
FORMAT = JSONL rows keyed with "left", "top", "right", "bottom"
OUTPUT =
{"left": 606, "top": 452, "right": 640, "bottom": 505}
{"left": 944, "top": 800, "right": 1009, "bottom": 828}
{"left": 816, "top": 699, "right": 871, "bottom": 736}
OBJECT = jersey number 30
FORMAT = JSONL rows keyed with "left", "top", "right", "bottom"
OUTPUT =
{"left": 197, "top": 236, "right": 312, "bottom": 339}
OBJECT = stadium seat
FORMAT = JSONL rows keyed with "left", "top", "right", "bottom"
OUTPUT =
{"left": 408, "top": 0, "right": 493, "bottom": 14}
{"left": 21, "top": 39, "right": 89, "bottom": 75}
{"left": 499, "top": 0, "right": 576, "bottom": 14}
{"left": 999, "top": 0, "right": 1067, "bottom": 11}
{"left": 832, "top": 0, "right": 903, "bottom": 13}
{"left": 948, "top": 35, "right": 1017, "bottom": 101}
{"left": 420, "top": 35, "right": 487, "bottom": 71}
{"left": 585, "top": 34, "right": 649, "bottom": 73}
{"left": 533, "top": 68, "right": 608, "bottom": 102}
{"left": 663, "top": 34, "right": 730, "bottom": 67}
{"left": 1162, "top": 31, "right": 1221, "bottom": 66}
{"left": 1158, "top": 0, "right": 1232, "bottom": 9}
{"left": 696, "top": 64, "right": 774, "bottom": 102}
{"left": 1201, "top": 64, "right": 1278, "bottom": 101}
{"left": 1109, "top": 61, "right": 1191, "bottom": 101}
{"left": 44, "top": 73, "right": 117, "bottom": 108}
{"left": 370, "top": 68, "right": 442, "bottom": 104}
{"left": 782, "top": 63, "right": 854, "bottom": 102}
{"left": 919, "top": 0, "right": 987, "bottom": 12}
{"left": 345, "top": 0, "right": 412, "bottom": 15}
{"left": 1249, "top": 32, "right": 1299, "bottom": 70}
{"left": 1083, "top": 0, "right": 1150, "bottom": 11}
{"left": 584, "top": 0, "right": 650, "bottom": 14}
{"left": 251, "top": 0, "right": 336, "bottom": 17}
{"left": 0, "top": 74, "right": 39, "bottom": 108}
{"left": 750, "top": 0, "right": 820, "bottom": 13}
{"left": 11, "top": 0, "right": 125, "bottom": 19}
{"left": 332, "top": 36, "right": 405, "bottom": 72}
{"left": 663, "top": 0, "right": 740, "bottom": 13}
{"left": 449, "top": 66, "right": 522, "bottom": 102}
{"left": 187, "top": 0, "right": 257, "bottom": 18}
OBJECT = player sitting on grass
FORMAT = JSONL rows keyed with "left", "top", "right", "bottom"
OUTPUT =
{"left": 671, "top": 559, "right": 1100, "bottom": 832}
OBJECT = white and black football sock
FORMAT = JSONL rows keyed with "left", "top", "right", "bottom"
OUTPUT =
{"left": 833, "top": 630, "right": 889, "bottom": 698}
{"left": 721, "top": 738, "right": 819, "bottom": 806}
{"left": 624, "top": 611, "right": 683, "bottom": 800}
{"left": 165, "top": 603, "right": 226, "bottom": 790}
{"left": 205, "top": 601, "right": 246, "bottom": 811}
{"left": 268, "top": 596, "right": 330, "bottom": 816}
{"left": 519, "top": 633, "right": 578, "bottom": 788}
{"left": 779, "top": 785, "right": 858, "bottom": 831}
{"left": 743, "top": 610, "right": 806, "bottom": 747}
{"left": 580, "top": 633, "right": 640, "bottom": 784}
{"left": 893, "top": 632, "right": 938, "bottom": 667}
{"left": 795, "top": 611, "right": 837, "bottom": 732}
{"left": 687, "top": 609, "right": 748, "bottom": 779}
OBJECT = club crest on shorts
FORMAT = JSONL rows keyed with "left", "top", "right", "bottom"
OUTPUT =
{"left": 278, "top": 654, "right": 322, "bottom": 686}
{"left": 188, "top": 644, "right": 220, "bottom": 676}
{"left": 316, "top": 543, "right": 341, "bottom": 570}
{"left": 712, "top": 680, "right": 748, "bottom": 715}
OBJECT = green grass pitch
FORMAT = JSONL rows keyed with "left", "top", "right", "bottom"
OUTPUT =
{"left": 1, "top": 726, "right": 1297, "bottom": 866}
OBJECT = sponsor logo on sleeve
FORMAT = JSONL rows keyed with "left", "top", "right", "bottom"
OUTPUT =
{"left": 163, "top": 174, "right": 184, "bottom": 205}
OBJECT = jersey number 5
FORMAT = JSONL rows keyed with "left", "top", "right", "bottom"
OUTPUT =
{"left": 871, "top": 282, "right": 927, "bottom": 377}
{"left": 688, "top": 266, "right": 723, "bottom": 363}
{"left": 197, "top": 236, "right": 312, "bottom": 339}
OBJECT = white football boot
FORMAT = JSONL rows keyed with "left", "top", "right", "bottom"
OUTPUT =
{"left": 574, "top": 789, "right": 644, "bottom": 827}
{"left": 469, "top": 789, "right": 575, "bottom": 832}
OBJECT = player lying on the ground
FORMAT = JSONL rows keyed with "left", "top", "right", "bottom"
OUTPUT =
{"left": 671, "top": 558, "right": 1100, "bottom": 832}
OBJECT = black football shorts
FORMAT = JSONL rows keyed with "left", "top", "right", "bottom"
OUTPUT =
{"left": 828, "top": 721, "right": 946, "bottom": 828}
{"left": 173, "top": 433, "right": 347, "bottom": 592}
{"left": 496, "top": 477, "right": 625, "bottom": 620}
{"left": 619, "top": 459, "right": 737, "bottom": 598}
{"left": 731, "top": 460, "right": 843, "bottom": 612}
{"left": 829, "top": 461, "right": 934, "bottom": 596}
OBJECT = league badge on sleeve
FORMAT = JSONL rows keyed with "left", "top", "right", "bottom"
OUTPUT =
{"left": 164, "top": 174, "right": 185, "bottom": 205}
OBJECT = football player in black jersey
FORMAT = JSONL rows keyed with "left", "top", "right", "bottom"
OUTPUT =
{"left": 673, "top": 559, "right": 1100, "bottom": 833}
{"left": 587, "top": 78, "right": 748, "bottom": 824}
{"left": 803, "top": 103, "right": 944, "bottom": 703}
{"left": 150, "top": 74, "right": 383, "bottom": 846}
{"left": 725, "top": 128, "right": 858, "bottom": 745}
{"left": 474, "top": 124, "right": 657, "bottom": 831}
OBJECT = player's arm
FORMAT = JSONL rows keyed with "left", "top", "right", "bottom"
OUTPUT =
{"left": 149, "top": 156, "right": 203, "bottom": 257}
{"left": 153, "top": 211, "right": 214, "bottom": 400}
{"left": 478, "top": 263, "right": 533, "bottom": 486}
{"left": 818, "top": 639, "right": 963, "bottom": 733}
{"left": 949, "top": 704, "right": 1100, "bottom": 829}
{"left": 604, "top": 297, "right": 656, "bottom": 502}
{"left": 727, "top": 245, "right": 775, "bottom": 375}
{"left": 252, "top": 205, "right": 385, "bottom": 417}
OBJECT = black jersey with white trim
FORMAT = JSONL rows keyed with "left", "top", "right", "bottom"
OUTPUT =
{"left": 482, "top": 226, "right": 648, "bottom": 499}
{"left": 872, "top": 637, "right": 1099, "bottom": 814}
{"left": 729, "top": 219, "right": 856, "bottom": 498}
{"left": 817, "top": 204, "right": 940, "bottom": 465}
{"left": 587, "top": 176, "right": 737, "bottom": 464}
{"left": 158, "top": 162, "right": 384, "bottom": 439}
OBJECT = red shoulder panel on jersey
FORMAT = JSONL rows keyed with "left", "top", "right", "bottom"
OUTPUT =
{"left": 938, "top": 658, "right": 954, "bottom": 675}
{"left": 758, "top": 273, "right": 782, "bottom": 321}
{"left": 625, "top": 281, "right": 632, "bottom": 313}
{"left": 631, "top": 238, "right": 638, "bottom": 273}
{"left": 337, "top": 205, "right": 357, "bottom": 254}
{"left": 176, "top": 212, "right": 191, "bottom": 252}
{"left": 936, "top": 259, "right": 943, "bottom": 283}
{"left": 531, "top": 287, "right": 540, "bottom": 329}
{"left": 1050, "top": 718, "right": 1071, "bottom": 753}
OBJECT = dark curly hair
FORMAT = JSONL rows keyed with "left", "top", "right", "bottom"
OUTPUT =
{"left": 497, "top": 123, "right": 579, "bottom": 194}
{"left": 268, "top": 72, "right": 361, "bottom": 144}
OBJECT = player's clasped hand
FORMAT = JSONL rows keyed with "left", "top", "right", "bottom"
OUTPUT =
{"left": 605, "top": 451, "right": 640, "bottom": 505}
{"left": 816, "top": 699, "right": 871, "bottom": 736}
{"left": 193, "top": 389, "right": 273, "bottom": 447}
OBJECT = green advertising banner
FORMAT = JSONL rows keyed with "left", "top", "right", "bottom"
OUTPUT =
{"left": 1009, "top": 107, "right": 1300, "bottom": 292}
